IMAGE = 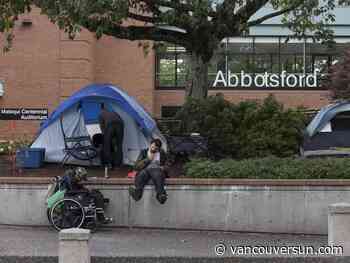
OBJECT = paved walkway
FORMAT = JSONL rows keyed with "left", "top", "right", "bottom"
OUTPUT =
{"left": 0, "top": 225, "right": 328, "bottom": 257}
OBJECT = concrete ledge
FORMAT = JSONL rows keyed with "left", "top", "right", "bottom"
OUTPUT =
{"left": 91, "top": 257, "right": 350, "bottom": 263}
{"left": 3, "top": 183, "right": 350, "bottom": 234}
{"left": 1, "top": 257, "right": 350, "bottom": 263}
{"left": 329, "top": 203, "right": 350, "bottom": 214}
{"left": 328, "top": 203, "right": 350, "bottom": 255}
{"left": 59, "top": 228, "right": 90, "bottom": 241}
{"left": 0, "top": 257, "right": 57, "bottom": 263}
{"left": 4, "top": 177, "right": 350, "bottom": 186}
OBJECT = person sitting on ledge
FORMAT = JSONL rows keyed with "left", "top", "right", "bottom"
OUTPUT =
{"left": 129, "top": 138, "right": 168, "bottom": 204}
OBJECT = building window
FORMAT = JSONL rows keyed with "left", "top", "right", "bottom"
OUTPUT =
{"left": 155, "top": 37, "right": 349, "bottom": 89}
{"left": 156, "top": 45, "right": 190, "bottom": 88}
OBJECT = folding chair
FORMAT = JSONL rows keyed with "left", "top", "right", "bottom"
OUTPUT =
{"left": 60, "top": 116, "right": 97, "bottom": 166}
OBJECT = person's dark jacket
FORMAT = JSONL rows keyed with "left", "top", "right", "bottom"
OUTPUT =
{"left": 99, "top": 109, "right": 123, "bottom": 133}
{"left": 133, "top": 148, "right": 167, "bottom": 172}
{"left": 60, "top": 170, "right": 85, "bottom": 191}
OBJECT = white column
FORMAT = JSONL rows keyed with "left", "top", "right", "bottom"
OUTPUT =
{"left": 59, "top": 228, "right": 91, "bottom": 263}
{"left": 328, "top": 203, "right": 350, "bottom": 256}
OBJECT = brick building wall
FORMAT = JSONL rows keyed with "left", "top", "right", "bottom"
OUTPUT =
{"left": 94, "top": 35, "right": 155, "bottom": 113}
{"left": 0, "top": 8, "right": 61, "bottom": 140}
{"left": 0, "top": 8, "right": 332, "bottom": 140}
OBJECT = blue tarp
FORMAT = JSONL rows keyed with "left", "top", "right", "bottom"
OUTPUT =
{"left": 39, "top": 83, "right": 156, "bottom": 135}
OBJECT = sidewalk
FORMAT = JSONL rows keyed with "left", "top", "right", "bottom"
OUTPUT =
{"left": 0, "top": 225, "right": 328, "bottom": 257}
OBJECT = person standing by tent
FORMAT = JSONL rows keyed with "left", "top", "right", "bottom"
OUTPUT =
{"left": 99, "top": 103, "right": 124, "bottom": 170}
{"left": 129, "top": 138, "right": 168, "bottom": 204}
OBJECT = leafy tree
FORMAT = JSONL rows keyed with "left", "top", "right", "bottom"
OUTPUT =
{"left": 323, "top": 47, "right": 350, "bottom": 100}
{"left": 0, "top": 0, "right": 339, "bottom": 98}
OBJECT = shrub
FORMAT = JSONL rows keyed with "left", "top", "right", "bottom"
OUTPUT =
{"left": 0, "top": 137, "right": 32, "bottom": 156}
{"left": 176, "top": 94, "right": 307, "bottom": 159}
{"left": 323, "top": 48, "right": 350, "bottom": 100}
{"left": 184, "top": 157, "right": 350, "bottom": 179}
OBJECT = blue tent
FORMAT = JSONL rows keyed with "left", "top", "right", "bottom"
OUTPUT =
{"left": 39, "top": 83, "right": 156, "bottom": 135}
{"left": 32, "top": 84, "right": 166, "bottom": 165}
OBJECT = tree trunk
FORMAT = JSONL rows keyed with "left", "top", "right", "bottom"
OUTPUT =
{"left": 186, "top": 52, "right": 209, "bottom": 99}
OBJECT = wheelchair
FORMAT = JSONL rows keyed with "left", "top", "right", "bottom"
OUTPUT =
{"left": 46, "top": 173, "right": 110, "bottom": 231}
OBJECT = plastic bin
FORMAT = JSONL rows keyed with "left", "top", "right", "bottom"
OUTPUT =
{"left": 16, "top": 148, "right": 45, "bottom": 168}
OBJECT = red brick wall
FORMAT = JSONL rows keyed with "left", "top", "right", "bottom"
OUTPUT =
{"left": 0, "top": 8, "right": 96, "bottom": 140}
{"left": 94, "top": 36, "right": 155, "bottom": 113}
{"left": 58, "top": 28, "right": 96, "bottom": 101}
{"left": 0, "top": 8, "right": 61, "bottom": 139}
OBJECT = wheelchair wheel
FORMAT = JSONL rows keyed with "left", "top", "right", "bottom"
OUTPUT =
{"left": 50, "top": 198, "right": 85, "bottom": 231}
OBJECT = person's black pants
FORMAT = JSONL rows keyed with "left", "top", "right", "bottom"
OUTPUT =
{"left": 89, "top": 189, "right": 106, "bottom": 221}
{"left": 102, "top": 122, "right": 124, "bottom": 167}
{"left": 134, "top": 168, "right": 166, "bottom": 197}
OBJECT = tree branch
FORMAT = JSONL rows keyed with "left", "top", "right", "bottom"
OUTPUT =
{"left": 247, "top": 2, "right": 305, "bottom": 27}
{"left": 150, "top": 0, "right": 216, "bottom": 17}
{"left": 93, "top": 23, "right": 188, "bottom": 45}
{"left": 235, "top": 0, "right": 270, "bottom": 20}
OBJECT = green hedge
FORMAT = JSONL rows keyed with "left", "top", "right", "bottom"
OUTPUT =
{"left": 184, "top": 157, "right": 350, "bottom": 179}
{"left": 176, "top": 94, "right": 307, "bottom": 159}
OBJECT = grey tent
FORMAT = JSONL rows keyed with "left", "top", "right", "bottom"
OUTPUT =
{"left": 302, "top": 101, "right": 350, "bottom": 157}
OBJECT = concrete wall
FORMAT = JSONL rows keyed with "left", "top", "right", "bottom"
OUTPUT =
{"left": 89, "top": 258, "right": 350, "bottom": 263}
{"left": 2, "top": 183, "right": 350, "bottom": 234}
{"left": 1, "top": 257, "right": 349, "bottom": 263}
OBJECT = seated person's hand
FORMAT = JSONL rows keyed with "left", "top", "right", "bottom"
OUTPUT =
{"left": 148, "top": 152, "right": 155, "bottom": 160}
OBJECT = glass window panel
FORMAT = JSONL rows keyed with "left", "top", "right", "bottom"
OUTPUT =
{"left": 208, "top": 52, "right": 226, "bottom": 85}
{"left": 252, "top": 40, "right": 279, "bottom": 74}
{"left": 280, "top": 38, "right": 304, "bottom": 55}
{"left": 227, "top": 54, "right": 254, "bottom": 73}
{"left": 304, "top": 55, "right": 313, "bottom": 73}
{"left": 280, "top": 55, "right": 295, "bottom": 72}
{"left": 254, "top": 54, "right": 272, "bottom": 73}
{"left": 156, "top": 54, "right": 176, "bottom": 87}
{"left": 294, "top": 55, "right": 304, "bottom": 73}
{"left": 177, "top": 53, "right": 191, "bottom": 87}
{"left": 271, "top": 55, "right": 280, "bottom": 73}
{"left": 254, "top": 41, "right": 279, "bottom": 54}
{"left": 227, "top": 37, "right": 254, "bottom": 54}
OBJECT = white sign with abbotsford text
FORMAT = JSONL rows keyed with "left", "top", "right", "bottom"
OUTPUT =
{"left": 213, "top": 70, "right": 319, "bottom": 88}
